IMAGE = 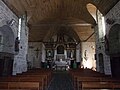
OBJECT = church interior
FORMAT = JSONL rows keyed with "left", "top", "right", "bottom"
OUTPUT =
{"left": 0, "top": 0, "right": 120, "bottom": 90}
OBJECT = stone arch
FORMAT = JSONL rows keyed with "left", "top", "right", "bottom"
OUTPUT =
{"left": 0, "top": 25, "right": 15, "bottom": 53}
{"left": 108, "top": 24, "right": 120, "bottom": 78}
{"left": 108, "top": 24, "right": 120, "bottom": 55}
{"left": 86, "top": 3, "right": 97, "bottom": 22}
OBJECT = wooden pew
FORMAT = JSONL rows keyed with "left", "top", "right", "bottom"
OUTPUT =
{"left": 15, "top": 74, "right": 48, "bottom": 89}
{"left": 74, "top": 76, "right": 120, "bottom": 90}
{"left": 75, "top": 77, "right": 101, "bottom": 90}
{"left": 69, "top": 69, "right": 120, "bottom": 90}
{"left": 0, "top": 68, "right": 53, "bottom": 90}
{"left": 16, "top": 69, "right": 53, "bottom": 89}
{"left": 0, "top": 76, "right": 44, "bottom": 90}
{"left": 9, "top": 82, "right": 40, "bottom": 90}
{"left": 0, "top": 89, "right": 31, "bottom": 90}
{"left": 18, "top": 73, "right": 48, "bottom": 85}
{"left": 80, "top": 81, "right": 114, "bottom": 90}
{"left": 79, "top": 81, "right": 120, "bottom": 90}
{"left": 0, "top": 82, "right": 40, "bottom": 90}
{"left": 0, "top": 82, "right": 8, "bottom": 89}
{"left": 73, "top": 74, "right": 110, "bottom": 89}
{"left": 18, "top": 70, "right": 52, "bottom": 84}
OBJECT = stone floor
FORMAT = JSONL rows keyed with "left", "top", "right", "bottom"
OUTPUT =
{"left": 47, "top": 71, "right": 74, "bottom": 90}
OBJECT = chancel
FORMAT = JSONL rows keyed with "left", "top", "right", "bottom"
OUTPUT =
{"left": 0, "top": 0, "right": 120, "bottom": 90}
{"left": 44, "top": 29, "right": 77, "bottom": 70}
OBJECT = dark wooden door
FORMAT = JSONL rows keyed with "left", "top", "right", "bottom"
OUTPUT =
{"left": 110, "top": 56, "right": 120, "bottom": 78}
{"left": 0, "top": 53, "right": 14, "bottom": 76}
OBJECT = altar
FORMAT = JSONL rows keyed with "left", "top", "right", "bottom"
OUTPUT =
{"left": 56, "top": 54, "right": 65, "bottom": 61}
{"left": 44, "top": 35, "right": 76, "bottom": 70}
{"left": 54, "top": 59, "right": 68, "bottom": 70}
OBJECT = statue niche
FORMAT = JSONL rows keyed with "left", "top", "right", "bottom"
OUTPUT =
{"left": 15, "top": 37, "right": 20, "bottom": 52}
{"left": 57, "top": 45, "right": 64, "bottom": 54}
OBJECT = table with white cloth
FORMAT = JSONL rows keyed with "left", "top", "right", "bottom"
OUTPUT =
{"left": 54, "top": 60, "right": 68, "bottom": 70}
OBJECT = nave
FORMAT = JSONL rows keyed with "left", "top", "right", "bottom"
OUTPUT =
{"left": 47, "top": 71, "right": 74, "bottom": 90}
{"left": 0, "top": 0, "right": 120, "bottom": 90}
{"left": 0, "top": 68, "right": 120, "bottom": 90}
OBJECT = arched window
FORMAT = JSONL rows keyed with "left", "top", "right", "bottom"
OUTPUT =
{"left": 18, "top": 17, "right": 22, "bottom": 40}
{"left": 86, "top": 3, "right": 97, "bottom": 21}
{"left": 87, "top": 3, "right": 106, "bottom": 39}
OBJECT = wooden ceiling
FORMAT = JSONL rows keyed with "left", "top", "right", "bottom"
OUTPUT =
{"left": 3, "top": 0, "right": 119, "bottom": 42}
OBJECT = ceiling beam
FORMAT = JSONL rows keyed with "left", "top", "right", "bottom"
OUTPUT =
{"left": 31, "top": 23, "right": 92, "bottom": 27}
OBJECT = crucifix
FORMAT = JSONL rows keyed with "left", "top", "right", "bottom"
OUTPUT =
{"left": 34, "top": 48, "right": 40, "bottom": 58}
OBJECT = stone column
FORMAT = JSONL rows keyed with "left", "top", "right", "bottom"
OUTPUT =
{"left": 54, "top": 49, "right": 57, "bottom": 60}
{"left": 76, "top": 43, "right": 81, "bottom": 62}
{"left": 13, "top": 15, "right": 28, "bottom": 75}
{"left": 95, "top": 10, "right": 111, "bottom": 75}
{"left": 64, "top": 50, "right": 67, "bottom": 59}
{"left": 42, "top": 43, "right": 46, "bottom": 62}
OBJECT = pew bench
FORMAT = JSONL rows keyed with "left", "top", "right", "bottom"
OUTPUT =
{"left": 18, "top": 73, "right": 49, "bottom": 85}
{"left": 74, "top": 77, "right": 101, "bottom": 90}
{"left": 0, "top": 82, "right": 41, "bottom": 90}
{"left": 75, "top": 77, "right": 120, "bottom": 90}
{"left": 15, "top": 75, "right": 48, "bottom": 89}
{"left": 77, "top": 81, "right": 120, "bottom": 90}
{"left": 0, "top": 77, "right": 44, "bottom": 90}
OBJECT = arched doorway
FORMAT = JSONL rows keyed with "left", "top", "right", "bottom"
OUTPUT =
{"left": 0, "top": 25, "right": 14, "bottom": 76}
{"left": 108, "top": 24, "right": 120, "bottom": 78}
{"left": 108, "top": 24, "right": 120, "bottom": 55}
{"left": 0, "top": 25, "right": 15, "bottom": 53}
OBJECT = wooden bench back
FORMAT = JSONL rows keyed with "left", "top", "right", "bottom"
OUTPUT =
{"left": 0, "top": 82, "right": 40, "bottom": 90}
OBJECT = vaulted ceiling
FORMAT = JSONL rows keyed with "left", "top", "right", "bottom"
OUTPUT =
{"left": 3, "top": 0, "right": 119, "bottom": 42}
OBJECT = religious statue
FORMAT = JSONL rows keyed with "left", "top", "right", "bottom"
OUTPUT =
{"left": 105, "top": 35, "right": 109, "bottom": 54}
{"left": 84, "top": 50, "right": 88, "bottom": 61}
{"left": 15, "top": 37, "right": 20, "bottom": 52}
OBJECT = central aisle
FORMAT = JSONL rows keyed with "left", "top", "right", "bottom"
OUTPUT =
{"left": 47, "top": 71, "right": 74, "bottom": 90}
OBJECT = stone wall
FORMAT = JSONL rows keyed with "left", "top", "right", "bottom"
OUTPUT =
{"left": 0, "top": 1, "right": 18, "bottom": 53}
{"left": 95, "top": 1, "right": 120, "bottom": 75}
{"left": 103, "top": 1, "right": 120, "bottom": 75}
{"left": 0, "top": 1, "right": 28, "bottom": 75}
{"left": 0, "top": 1, "right": 18, "bottom": 37}
{"left": 105, "top": 1, "right": 120, "bottom": 55}
{"left": 95, "top": 11, "right": 111, "bottom": 75}
{"left": 105, "top": 1, "right": 120, "bottom": 35}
